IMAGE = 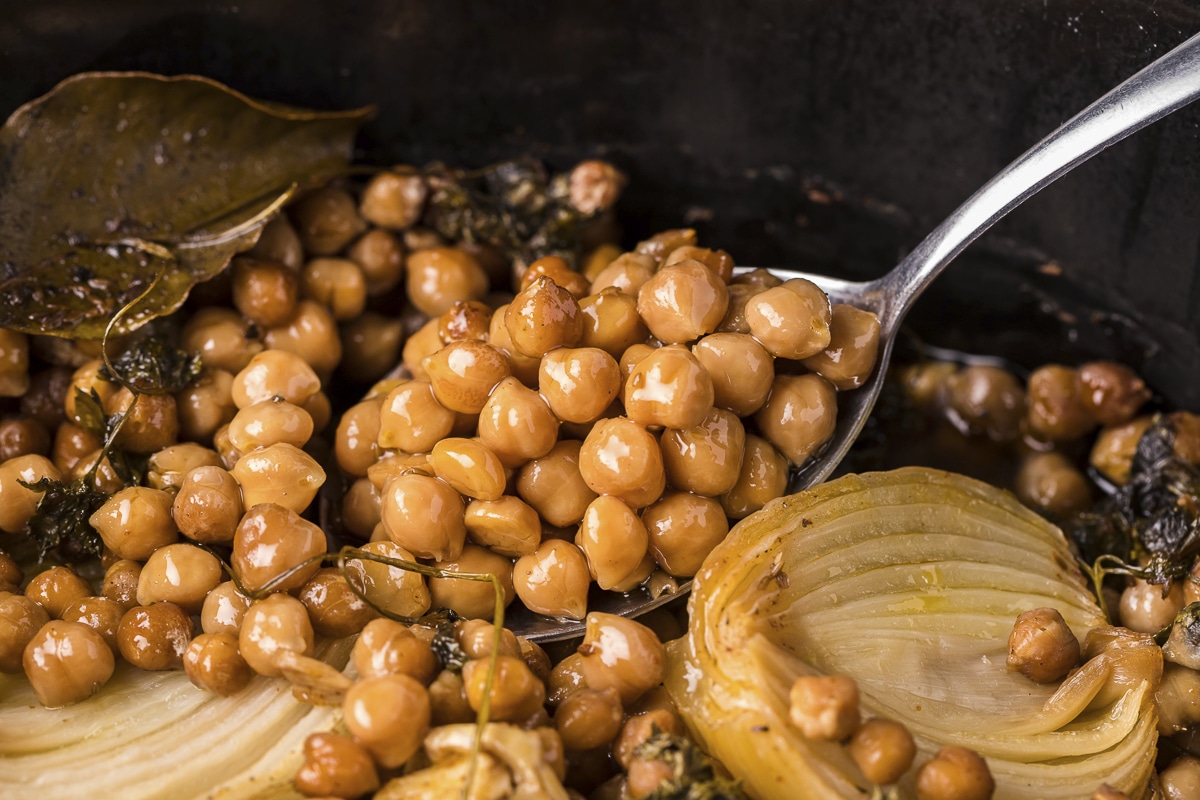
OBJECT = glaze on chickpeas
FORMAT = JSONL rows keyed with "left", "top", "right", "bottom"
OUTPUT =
{"left": 300, "top": 257, "right": 367, "bottom": 321}
{"left": 59, "top": 596, "right": 123, "bottom": 653}
{"left": 464, "top": 495, "right": 542, "bottom": 557}
{"left": 232, "top": 503, "right": 327, "bottom": 593}
{"left": 238, "top": 592, "right": 315, "bottom": 678}
{"left": 1077, "top": 361, "right": 1151, "bottom": 426}
{"left": 406, "top": 247, "right": 489, "bottom": 317}
{"left": 755, "top": 373, "right": 838, "bottom": 465}
{"left": 576, "top": 612, "right": 666, "bottom": 705}
{"left": 914, "top": 746, "right": 995, "bottom": 800}
{"left": 359, "top": 168, "right": 426, "bottom": 230}
{"left": 745, "top": 278, "right": 832, "bottom": 359}
{"left": 801, "top": 304, "right": 881, "bottom": 390}
{"left": 353, "top": 618, "right": 438, "bottom": 684}
{"left": 516, "top": 439, "right": 598, "bottom": 528}
{"left": 636, "top": 259, "right": 729, "bottom": 345}
{"left": 428, "top": 545, "right": 517, "bottom": 620}
{"left": 342, "top": 540, "right": 432, "bottom": 619}
{"left": 89, "top": 486, "right": 179, "bottom": 560}
{"left": 513, "top": 539, "right": 591, "bottom": 620}
{"left": 642, "top": 491, "right": 729, "bottom": 578}
{"left": 201, "top": 581, "right": 252, "bottom": 636}
{"left": 231, "top": 256, "right": 299, "bottom": 328}
{"left": 136, "top": 544, "right": 223, "bottom": 614}
{"left": 342, "top": 673, "right": 431, "bottom": 768}
{"left": 576, "top": 495, "right": 650, "bottom": 591}
{"left": 182, "top": 309, "right": 263, "bottom": 375}
{"left": 462, "top": 653, "right": 546, "bottom": 722}
{"left": 117, "top": 601, "right": 194, "bottom": 671}
{"left": 23, "top": 620, "right": 114, "bottom": 707}
{"left": 231, "top": 442, "right": 326, "bottom": 513}
{"left": 428, "top": 437, "right": 507, "bottom": 501}
{"left": 0, "top": 454, "right": 61, "bottom": 533}
{"left": 1006, "top": 607, "right": 1080, "bottom": 683}
{"left": 521, "top": 255, "right": 591, "bottom": 299}
{"left": 24, "top": 565, "right": 92, "bottom": 619}
{"left": 146, "top": 442, "right": 224, "bottom": 492}
{"left": 660, "top": 407, "right": 746, "bottom": 496}
{"left": 624, "top": 345, "right": 715, "bottom": 430}
{"left": 691, "top": 332, "right": 775, "bottom": 416}
{"left": 381, "top": 472, "right": 466, "bottom": 561}
{"left": 579, "top": 417, "right": 666, "bottom": 509}
{"left": 1026, "top": 364, "right": 1096, "bottom": 443}
{"left": 173, "top": 465, "right": 243, "bottom": 544}
{"left": 0, "top": 593, "right": 50, "bottom": 673}
{"left": 579, "top": 288, "right": 649, "bottom": 359}
{"left": 788, "top": 674, "right": 860, "bottom": 741}
{"left": 589, "top": 252, "right": 656, "bottom": 296}
{"left": 297, "top": 568, "right": 375, "bottom": 639}
{"left": 295, "top": 732, "right": 381, "bottom": 799}
{"left": 423, "top": 340, "right": 512, "bottom": 414}
{"left": 377, "top": 379, "right": 456, "bottom": 453}
{"left": 102, "top": 560, "right": 142, "bottom": 611}
{"left": 263, "top": 300, "right": 343, "bottom": 377}
{"left": 290, "top": 185, "right": 366, "bottom": 255}
{"left": 848, "top": 718, "right": 917, "bottom": 785}
{"left": 183, "top": 632, "right": 253, "bottom": 696}
{"left": 540, "top": 347, "right": 622, "bottom": 424}
{"left": 720, "top": 434, "right": 790, "bottom": 519}
{"left": 226, "top": 398, "right": 314, "bottom": 453}
{"left": 477, "top": 377, "right": 560, "bottom": 468}
{"left": 505, "top": 275, "right": 584, "bottom": 358}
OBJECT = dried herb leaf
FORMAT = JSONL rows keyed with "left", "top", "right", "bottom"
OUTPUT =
{"left": 635, "top": 729, "right": 748, "bottom": 800}
{"left": 431, "top": 618, "right": 469, "bottom": 673}
{"left": 100, "top": 336, "right": 202, "bottom": 395}
{"left": 72, "top": 387, "right": 106, "bottom": 438}
{"left": 19, "top": 477, "right": 106, "bottom": 561}
{"left": 0, "top": 72, "right": 372, "bottom": 339}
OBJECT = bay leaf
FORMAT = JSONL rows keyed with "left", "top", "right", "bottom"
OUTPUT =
{"left": 0, "top": 72, "right": 373, "bottom": 339}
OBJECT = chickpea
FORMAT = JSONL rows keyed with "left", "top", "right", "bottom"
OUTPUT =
{"left": 464, "top": 495, "right": 542, "bottom": 557}
{"left": 117, "top": 601, "right": 194, "bottom": 671}
{"left": 342, "top": 673, "right": 431, "bottom": 768}
{"left": 847, "top": 718, "right": 917, "bottom": 786}
{"left": 553, "top": 686, "right": 624, "bottom": 751}
{"left": 232, "top": 504, "right": 326, "bottom": 593}
{"left": 404, "top": 226, "right": 444, "bottom": 250}
{"left": 0, "top": 593, "right": 50, "bottom": 673}
{"left": 576, "top": 495, "right": 650, "bottom": 591}
{"left": 146, "top": 442, "right": 223, "bottom": 491}
{"left": 582, "top": 243, "right": 621, "bottom": 282}
{"left": 0, "top": 328, "right": 30, "bottom": 397}
{"left": 176, "top": 368, "right": 237, "bottom": 443}
{"left": 102, "top": 559, "right": 143, "bottom": 611}
{"left": 513, "top": 539, "right": 591, "bottom": 620}
{"left": 0, "top": 551, "right": 19, "bottom": 593}
{"left": 487, "top": 304, "right": 542, "bottom": 387}
{"left": 1162, "top": 755, "right": 1200, "bottom": 800}
{"left": 348, "top": 228, "right": 406, "bottom": 295}
{"left": 547, "top": 652, "right": 590, "bottom": 706}
{"left": 590, "top": 252, "right": 656, "bottom": 296}
{"left": 1171, "top": 410, "right": 1200, "bottom": 463}
{"left": 353, "top": 618, "right": 438, "bottom": 684}
{"left": 636, "top": 260, "right": 729, "bottom": 345}
{"left": 377, "top": 379, "right": 456, "bottom": 453}
{"left": 0, "top": 416, "right": 50, "bottom": 462}
{"left": 24, "top": 565, "right": 92, "bottom": 619}
{"left": 1026, "top": 364, "right": 1095, "bottom": 443}
{"left": 579, "top": 417, "right": 666, "bottom": 509}
{"left": 227, "top": 398, "right": 313, "bottom": 453}
{"left": 914, "top": 746, "right": 995, "bottom": 800}
{"left": 479, "top": 378, "right": 561, "bottom": 470}
{"left": 539, "top": 347, "right": 622, "bottom": 424}
{"left": 182, "top": 308, "right": 262, "bottom": 374}
{"left": 1155, "top": 663, "right": 1200, "bottom": 733}
{"left": 401, "top": 318, "right": 443, "bottom": 381}
{"left": 800, "top": 304, "right": 881, "bottom": 390}
{"left": 360, "top": 168, "right": 426, "bottom": 230}
{"left": 1005, "top": 607, "right": 1080, "bottom": 683}
{"left": 290, "top": 185, "right": 367, "bottom": 255}
{"left": 624, "top": 344, "right": 717, "bottom": 429}
{"left": 295, "top": 731, "right": 381, "bottom": 799}
{"left": 0, "top": 453, "right": 60, "bottom": 533}
{"left": 135, "top": 543, "right": 223, "bottom": 613}
{"left": 568, "top": 159, "right": 624, "bottom": 215}
{"left": 295, "top": 568, "right": 373, "bottom": 638}
{"left": 183, "top": 632, "right": 252, "bottom": 696}
{"left": 788, "top": 674, "right": 861, "bottom": 740}
{"left": 232, "top": 349, "right": 321, "bottom": 409}
{"left": 200, "top": 581, "right": 252, "bottom": 637}
{"left": 940, "top": 364, "right": 1026, "bottom": 441}
{"left": 379, "top": 472, "right": 466, "bottom": 562}
{"left": 70, "top": 448, "right": 125, "bottom": 494}
{"left": 342, "top": 540, "right": 432, "bottom": 619}
{"left": 428, "top": 545, "right": 516, "bottom": 620}
{"left": 643, "top": 492, "right": 729, "bottom": 578}
{"left": 1091, "top": 785, "right": 1130, "bottom": 800}
{"left": 433, "top": 301, "right": 489, "bottom": 346}
{"left": 298, "top": 258, "right": 366, "bottom": 322}
{"left": 691, "top": 332, "right": 774, "bottom": 417}
{"left": 263, "top": 300, "right": 343, "bottom": 377}
{"left": 663, "top": 245, "right": 735, "bottom": 284}
{"left": 59, "top": 596, "right": 123, "bottom": 653}
{"left": 718, "top": 282, "right": 767, "bottom": 334}
{"left": 745, "top": 278, "right": 832, "bottom": 359}
{"left": 636, "top": 228, "right": 697, "bottom": 263}
{"left": 90, "top": 486, "right": 179, "bottom": 560}
{"left": 1090, "top": 416, "right": 1153, "bottom": 485}
{"left": 516, "top": 439, "right": 598, "bottom": 527}
{"left": 576, "top": 612, "right": 665, "bottom": 705}
{"left": 614, "top": 709, "right": 681, "bottom": 768}
{"left": 755, "top": 373, "right": 838, "bottom": 465}
{"left": 505, "top": 275, "right": 584, "bottom": 358}
{"left": 340, "top": 313, "right": 405, "bottom": 381}
{"left": 239, "top": 593, "right": 314, "bottom": 678}
{"left": 342, "top": 477, "right": 383, "bottom": 539}
{"left": 462, "top": 654, "right": 546, "bottom": 722}
{"left": 1119, "top": 578, "right": 1184, "bottom": 633}
{"left": 423, "top": 340, "right": 512, "bottom": 414}
{"left": 1013, "top": 452, "right": 1091, "bottom": 517}
{"left": 231, "top": 256, "right": 299, "bottom": 328}
{"left": 249, "top": 215, "right": 304, "bottom": 270}
{"left": 660, "top": 407, "right": 746, "bottom": 496}
{"left": 23, "top": 620, "right": 114, "bottom": 706}
{"left": 406, "top": 246, "right": 489, "bottom": 317}
{"left": 456, "top": 618, "right": 522, "bottom": 661}
{"left": 426, "top": 437, "right": 506, "bottom": 502}
{"left": 172, "top": 465, "right": 243, "bottom": 544}
{"left": 1076, "top": 361, "right": 1150, "bottom": 426}
{"left": 51, "top": 421, "right": 99, "bottom": 475}
{"left": 579, "top": 288, "right": 649, "bottom": 359}
{"left": 19, "top": 368, "right": 69, "bottom": 434}
{"left": 520, "top": 255, "right": 591, "bottom": 299}
{"left": 429, "top": 668, "right": 476, "bottom": 725}
{"left": 231, "top": 442, "right": 326, "bottom": 514}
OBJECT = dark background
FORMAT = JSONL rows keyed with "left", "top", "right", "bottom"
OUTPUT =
{"left": 3, "top": 0, "right": 1200, "bottom": 403}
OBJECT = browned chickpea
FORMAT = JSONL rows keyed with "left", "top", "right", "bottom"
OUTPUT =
{"left": 539, "top": 347, "right": 622, "bottom": 424}
{"left": 231, "top": 256, "right": 299, "bottom": 328}
{"left": 1170, "top": 410, "right": 1200, "bottom": 464}
{"left": 427, "top": 437, "right": 507, "bottom": 501}
{"left": 520, "top": 255, "right": 591, "bottom": 299}
{"left": 642, "top": 492, "right": 729, "bottom": 578}
{"left": 239, "top": 593, "right": 314, "bottom": 678}
{"left": 547, "top": 651, "right": 590, "bottom": 706}
{"left": 516, "top": 439, "right": 598, "bottom": 527}
{"left": 0, "top": 550, "right": 20, "bottom": 593}
{"left": 506, "top": 275, "right": 584, "bottom": 358}
{"left": 1076, "top": 361, "right": 1150, "bottom": 426}
{"left": 756, "top": 373, "right": 838, "bottom": 465}
{"left": 1162, "top": 755, "right": 1200, "bottom": 800}
{"left": 1089, "top": 416, "right": 1152, "bottom": 485}
{"left": 404, "top": 226, "right": 444, "bottom": 250}
{"left": 487, "top": 304, "right": 542, "bottom": 387}
{"left": 847, "top": 718, "right": 917, "bottom": 785}
{"left": 146, "top": 442, "right": 224, "bottom": 491}
{"left": 0, "top": 416, "right": 50, "bottom": 462}
{"left": 636, "top": 228, "right": 697, "bottom": 263}
{"left": 664, "top": 245, "right": 734, "bottom": 283}
{"left": 940, "top": 364, "right": 1026, "bottom": 441}
{"left": 377, "top": 379, "right": 456, "bottom": 453}
{"left": 579, "top": 417, "right": 666, "bottom": 509}
{"left": 576, "top": 612, "right": 665, "bottom": 705}
{"left": 406, "top": 246, "right": 489, "bottom": 317}
{"left": 232, "top": 349, "right": 322, "bottom": 409}
{"left": 746, "top": 278, "right": 832, "bottom": 359}
{"left": 721, "top": 435, "right": 790, "bottom": 518}
{"left": 550, "top": 686, "right": 622, "bottom": 751}
{"left": 437, "top": 300, "right": 493, "bottom": 344}
{"left": 227, "top": 397, "right": 314, "bottom": 453}
{"left": 24, "top": 565, "right": 92, "bottom": 619}
{"left": 58, "top": 595, "right": 123, "bottom": 653}
{"left": 464, "top": 495, "right": 542, "bottom": 557}
{"left": 298, "top": 568, "right": 375, "bottom": 638}
{"left": 1014, "top": 452, "right": 1091, "bottom": 518}
{"left": 1006, "top": 607, "right": 1081, "bottom": 683}
{"left": 691, "top": 333, "right": 775, "bottom": 418}
{"left": 914, "top": 746, "right": 995, "bottom": 800}
{"left": 232, "top": 503, "right": 326, "bottom": 593}
{"left": 290, "top": 185, "right": 367, "bottom": 255}
{"left": 343, "top": 673, "right": 431, "bottom": 768}
{"left": 401, "top": 318, "right": 443, "bottom": 381}
{"left": 176, "top": 368, "right": 237, "bottom": 443}
{"left": 300, "top": 257, "right": 367, "bottom": 321}
{"left": 348, "top": 228, "right": 406, "bottom": 295}
{"left": 249, "top": 215, "right": 304, "bottom": 270}
{"left": 462, "top": 653, "right": 546, "bottom": 722}
{"left": 69, "top": 448, "right": 124, "bottom": 494}
{"left": 1119, "top": 578, "right": 1184, "bottom": 633}
{"left": 0, "top": 592, "right": 50, "bottom": 673}
{"left": 231, "top": 442, "right": 326, "bottom": 513}
{"left": 51, "top": 421, "right": 99, "bottom": 475}
{"left": 21, "top": 366, "right": 72, "bottom": 431}
{"left": 514, "top": 539, "right": 591, "bottom": 620}
{"left": 342, "top": 477, "right": 383, "bottom": 539}
{"left": 172, "top": 465, "right": 243, "bottom": 544}
{"left": 182, "top": 308, "right": 263, "bottom": 374}
{"left": 0, "top": 454, "right": 60, "bottom": 533}
{"left": 342, "top": 540, "right": 432, "bottom": 619}
{"left": 801, "top": 304, "right": 881, "bottom": 390}
{"left": 0, "top": 329, "right": 29, "bottom": 397}
{"left": 63, "top": 359, "right": 116, "bottom": 426}
{"left": 1026, "top": 364, "right": 1096, "bottom": 443}
{"left": 353, "top": 618, "right": 438, "bottom": 684}
{"left": 636, "top": 260, "right": 729, "bottom": 345}
{"left": 183, "top": 632, "right": 252, "bottom": 696}
{"left": 295, "top": 731, "right": 381, "bottom": 799}
{"left": 579, "top": 288, "right": 649, "bottom": 359}
{"left": 428, "top": 668, "right": 475, "bottom": 725}
{"left": 455, "top": 618, "right": 522, "bottom": 661}
{"left": 624, "top": 345, "right": 715, "bottom": 430}
{"left": 201, "top": 581, "right": 251, "bottom": 636}
{"left": 117, "top": 601, "right": 194, "bottom": 671}
{"left": 380, "top": 472, "right": 466, "bottom": 561}
{"left": 590, "top": 252, "right": 656, "bottom": 296}
{"left": 719, "top": 282, "right": 766, "bottom": 334}
{"left": 263, "top": 300, "right": 343, "bottom": 377}
{"left": 90, "top": 486, "right": 179, "bottom": 560}
{"left": 340, "top": 313, "right": 405, "bottom": 381}
{"left": 660, "top": 407, "right": 746, "bottom": 496}
{"left": 429, "top": 545, "right": 516, "bottom": 620}
{"left": 360, "top": 168, "right": 427, "bottom": 230}
{"left": 333, "top": 400, "right": 381, "bottom": 478}
{"left": 137, "top": 544, "right": 223, "bottom": 614}
{"left": 576, "top": 495, "right": 650, "bottom": 591}
{"left": 789, "top": 674, "right": 860, "bottom": 740}
{"left": 476, "top": 377, "right": 561, "bottom": 469}
{"left": 423, "top": 340, "right": 512, "bottom": 414}
{"left": 569, "top": 159, "right": 625, "bottom": 215}
{"left": 23, "top": 620, "right": 114, "bottom": 706}
{"left": 613, "top": 709, "right": 681, "bottom": 768}
{"left": 102, "top": 559, "right": 142, "bottom": 611}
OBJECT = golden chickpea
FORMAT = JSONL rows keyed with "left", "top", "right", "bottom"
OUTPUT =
{"left": 1006, "top": 607, "right": 1081, "bottom": 683}
{"left": 1076, "top": 361, "right": 1150, "bottom": 426}
{"left": 0, "top": 328, "right": 29, "bottom": 397}
{"left": 464, "top": 495, "right": 542, "bottom": 557}
{"left": 69, "top": 448, "right": 124, "bottom": 494}
{"left": 249, "top": 215, "right": 304, "bottom": 270}
{"left": 569, "top": 159, "right": 625, "bottom": 215}
{"left": 1119, "top": 578, "right": 1184, "bottom": 634}
{"left": 939, "top": 364, "right": 1025, "bottom": 441}
{"left": 342, "top": 477, "right": 382, "bottom": 539}
{"left": 342, "top": 540, "right": 432, "bottom": 619}
{"left": 1161, "top": 755, "right": 1200, "bottom": 800}
{"left": 720, "top": 435, "right": 789, "bottom": 519}
{"left": 513, "top": 539, "right": 591, "bottom": 620}
{"left": 234, "top": 499, "right": 326, "bottom": 591}
{"left": 231, "top": 442, "right": 326, "bottom": 514}
{"left": 719, "top": 282, "right": 766, "bottom": 334}
{"left": 1089, "top": 416, "right": 1152, "bottom": 485}
{"left": 660, "top": 407, "right": 746, "bottom": 496}
{"left": 613, "top": 709, "right": 681, "bottom": 768}
{"left": 462, "top": 654, "right": 546, "bottom": 722}
{"left": 201, "top": 581, "right": 252, "bottom": 636}
{"left": 102, "top": 559, "right": 142, "bottom": 611}
{"left": 642, "top": 492, "right": 729, "bottom": 578}
{"left": 23, "top": 620, "right": 114, "bottom": 706}
{"left": 475, "top": 377, "right": 560, "bottom": 469}
{"left": 300, "top": 257, "right": 367, "bottom": 321}
{"left": 429, "top": 668, "right": 475, "bottom": 725}
{"left": 290, "top": 185, "right": 367, "bottom": 255}
{"left": 181, "top": 308, "right": 262, "bottom": 374}
{"left": 624, "top": 345, "right": 714, "bottom": 430}
{"left": 1014, "top": 452, "right": 1091, "bottom": 518}
{"left": 504, "top": 275, "right": 585, "bottom": 358}
{"left": 664, "top": 245, "right": 734, "bottom": 283}
{"left": 423, "top": 340, "right": 512, "bottom": 414}
{"left": 90, "top": 486, "right": 179, "bottom": 560}
{"left": 59, "top": 595, "right": 123, "bottom": 653}
{"left": 343, "top": 673, "right": 431, "bottom": 768}
{"left": 582, "top": 243, "right": 621, "bottom": 282}
{"left": 801, "top": 304, "right": 881, "bottom": 390}
{"left": 576, "top": 496, "right": 650, "bottom": 591}
{"left": 330, "top": 401, "right": 380, "bottom": 479}
{"left": 404, "top": 226, "right": 444, "bottom": 250}
{"left": 340, "top": 312, "right": 405, "bottom": 381}
{"left": 434, "top": 301, "right": 490, "bottom": 345}
{"left": 117, "top": 601, "right": 194, "bottom": 671}
{"left": 539, "top": 347, "right": 622, "bottom": 424}
{"left": 51, "top": 421, "right": 99, "bottom": 476}
{"left": 636, "top": 228, "right": 697, "bottom": 263}
{"left": 377, "top": 379, "right": 456, "bottom": 453}
{"left": 691, "top": 333, "right": 775, "bottom": 417}
{"left": 577, "top": 612, "right": 665, "bottom": 705}
{"left": 636, "top": 260, "right": 729, "bottom": 345}
{"left": 136, "top": 543, "right": 223, "bottom": 614}
{"left": 579, "top": 417, "right": 666, "bottom": 509}
{"left": 231, "top": 256, "right": 299, "bottom": 328}
{"left": 349, "top": 228, "right": 406, "bottom": 296}
{"left": 745, "top": 278, "right": 832, "bottom": 359}
{"left": 589, "top": 252, "right": 656, "bottom": 296}
{"left": 360, "top": 168, "right": 427, "bottom": 230}
{"left": 0, "top": 551, "right": 20, "bottom": 593}
{"left": 914, "top": 746, "right": 995, "bottom": 800}
{"left": 579, "top": 288, "right": 649, "bottom": 359}
{"left": 173, "top": 465, "right": 243, "bottom": 544}
{"left": 520, "top": 255, "right": 591, "bottom": 299}
{"left": 429, "top": 545, "right": 516, "bottom": 620}
{"left": 239, "top": 593, "right": 314, "bottom": 678}
{"left": 297, "top": 568, "right": 374, "bottom": 638}
{"left": 263, "top": 300, "right": 343, "bottom": 377}
{"left": 847, "top": 718, "right": 917, "bottom": 785}
{"left": 0, "top": 593, "right": 50, "bottom": 673}
{"left": 24, "top": 565, "right": 92, "bottom": 619}
{"left": 380, "top": 472, "right": 466, "bottom": 561}
{"left": 295, "top": 732, "right": 381, "bottom": 799}
{"left": 1026, "top": 364, "right": 1096, "bottom": 443}
{"left": 516, "top": 440, "right": 598, "bottom": 527}
{"left": 0, "top": 454, "right": 60, "bottom": 533}
{"left": 183, "top": 632, "right": 252, "bottom": 696}
{"left": 788, "top": 674, "right": 861, "bottom": 740}
{"left": 427, "top": 437, "right": 507, "bottom": 501}
{"left": 406, "top": 246, "right": 489, "bottom": 317}
{"left": 175, "top": 368, "right": 237, "bottom": 443}
{"left": 145, "top": 442, "right": 222, "bottom": 491}
{"left": 756, "top": 373, "right": 838, "bottom": 466}
{"left": 1091, "top": 785, "right": 1130, "bottom": 800}
{"left": 227, "top": 398, "right": 313, "bottom": 453}
{"left": 0, "top": 417, "right": 50, "bottom": 462}
{"left": 455, "top": 618, "right": 522, "bottom": 661}
{"left": 232, "top": 349, "right": 321, "bottom": 409}
{"left": 401, "top": 318, "right": 442, "bottom": 381}
{"left": 353, "top": 618, "right": 438, "bottom": 684}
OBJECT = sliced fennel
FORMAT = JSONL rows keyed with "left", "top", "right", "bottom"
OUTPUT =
{"left": 666, "top": 467, "right": 1161, "bottom": 800}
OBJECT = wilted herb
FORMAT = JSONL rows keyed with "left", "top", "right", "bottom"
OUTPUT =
{"left": 19, "top": 477, "right": 106, "bottom": 561}
{"left": 635, "top": 729, "right": 748, "bottom": 800}
{"left": 431, "top": 617, "right": 469, "bottom": 673}
{"left": 100, "top": 336, "right": 203, "bottom": 395}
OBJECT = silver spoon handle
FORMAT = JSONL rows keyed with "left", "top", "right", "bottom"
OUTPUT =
{"left": 876, "top": 30, "right": 1200, "bottom": 327}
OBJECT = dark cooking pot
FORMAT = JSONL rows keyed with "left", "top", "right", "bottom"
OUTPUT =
{"left": 3, "top": 0, "right": 1200, "bottom": 406}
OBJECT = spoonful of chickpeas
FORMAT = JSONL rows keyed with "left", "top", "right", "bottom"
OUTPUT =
{"left": 359, "top": 32, "right": 1200, "bottom": 641}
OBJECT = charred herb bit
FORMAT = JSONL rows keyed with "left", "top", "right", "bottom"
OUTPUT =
{"left": 18, "top": 477, "right": 106, "bottom": 561}
{"left": 431, "top": 616, "right": 469, "bottom": 673}
{"left": 634, "top": 729, "right": 748, "bottom": 800}
{"left": 99, "top": 336, "right": 202, "bottom": 395}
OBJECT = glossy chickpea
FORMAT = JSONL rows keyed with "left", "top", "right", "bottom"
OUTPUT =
{"left": 249, "top": 215, "right": 304, "bottom": 270}
{"left": 1090, "top": 417, "right": 1153, "bottom": 485}
{"left": 520, "top": 255, "right": 590, "bottom": 298}
{"left": 514, "top": 539, "right": 591, "bottom": 620}
{"left": 331, "top": 400, "right": 380, "bottom": 479}
{"left": 173, "top": 465, "right": 243, "bottom": 544}
{"left": 427, "top": 437, "right": 507, "bottom": 501}
{"left": 232, "top": 503, "right": 326, "bottom": 593}
{"left": 183, "top": 632, "right": 252, "bottom": 696}
{"left": 462, "top": 654, "right": 546, "bottom": 722}
{"left": 1026, "top": 364, "right": 1096, "bottom": 443}
{"left": 718, "top": 282, "right": 766, "bottom": 334}
{"left": 579, "top": 288, "right": 649, "bottom": 359}
{"left": 576, "top": 612, "right": 665, "bottom": 705}
{"left": 200, "top": 581, "right": 252, "bottom": 636}
{"left": 914, "top": 746, "right": 995, "bottom": 800}
{"left": 376, "top": 379, "right": 456, "bottom": 453}
{"left": 789, "top": 674, "right": 860, "bottom": 740}
{"left": 353, "top": 618, "right": 438, "bottom": 684}
{"left": 348, "top": 228, "right": 406, "bottom": 295}
{"left": 582, "top": 242, "right": 621, "bottom": 281}
{"left": 636, "top": 228, "right": 697, "bottom": 263}
{"left": 663, "top": 245, "right": 734, "bottom": 283}
{"left": 539, "top": 347, "right": 622, "bottom": 424}
{"left": 232, "top": 349, "right": 321, "bottom": 409}
{"left": 400, "top": 318, "right": 442, "bottom": 381}
{"left": 745, "top": 278, "right": 832, "bottom": 359}
{"left": 342, "top": 540, "right": 432, "bottom": 619}
{"left": 642, "top": 492, "right": 729, "bottom": 578}
{"left": 0, "top": 454, "right": 60, "bottom": 533}
{"left": 0, "top": 416, "right": 50, "bottom": 461}
{"left": 660, "top": 407, "right": 746, "bottom": 496}
{"left": 579, "top": 417, "right": 666, "bottom": 509}
{"left": 550, "top": 687, "right": 622, "bottom": 751}
{"left": 0, "top": 551, "right": 19, "bottom": 593}
{"left": 298, "top": 568, "right": 375, "bottom": 639}
{"left": 1076, "top": 361, "right": 1150, "bottom": 426}
{"left": 176, "top": 368, "right": 237, "bottom": 443}
{"left": 636, "top": 260, "right": 729, "bottom": 345}
{"left": 295, "top": 732, "right": 381, "bottom": 799}
{"left": 231, "top": 256, "right": 299, "bottom": 328}
{"left": 380, "top": 472, "right": 466, "bottom": 561}
{"left": 624, "top": 345, "right": 715, "bottom": 430}
{"left": 59, "top": 596, "right": 123, "bottom": 653}
{"left": 568, "top": 159, "right": 624, "bottom": 215}
{"left": 1006, "top": 607, "right": 1081, "bottom": 683}
{"left": 1014, "top": 452, "right": 1091, "bottom": 518}
{"left": 182, "top": 308, "right": 262, "bottom": 374}
{"left": 801, "top": 304, "right": 881, "bottom": 389}
{"left": 0, "top": 593, "right": 50, "bottom": 673}
{"left": 227, "top": 398, "right": 313, "bottom": 453}
{"left": 613, "top": 709, "right": 681, "bottom": 768}
{"left": 1161, "top": 755, "right": 1200, "bottom": 800}
{"left": 505, "top": 275, "right": 584, "bottom": 358}
{"left": 464, "top": 495, "right": 542, "bottom": 557}
{"left": 590, "top": 252, "right": 656, "bottom": 296}
{"left": 136, "top": 544, "right": 223, "bottom": 614}
{"left": 455, "top": 618, "right": 522, "bottom": 661}
{"left": 423, "top": 340, "right": 512, "bottom": 414}
{"left": 0, "top": 328, "right": 29, "bottom": 396}
{"left": 721, "top": 435, "right": 790, "bottom": 519}
{"left": 263, "top": 299, "right": 343, "bottom": 377}
{"left": 404, "top": 226, "right": 444, "bottom": 250}
{"left": 406, "top": 246, "right": 489, "bottom": 317}
{"left": 25, "top": 566, "right": 92, "bottom": 618}
{"left": 342, "top": 477, "right": 382, "bottom": 538}
{"left": 51, "top": 422, "right": 99, "bottom": 475}
{"left": 756, "top": 373, "right": 838, "bottom": 465}
{"left": 90, "top": 486, "right": 179, "bottom": 559}
{"left": 692, "top": 333, "right": 775, "bottom": 417}
{"left": 23, "top": 620, "right": 114, "bottom": 706}
{"left": 516, "top": 440, "right": 598, "bottom": 527}
{"left": 239, "top": 593, "right": 314, "bottom": 678}
{"left": 367, "top": 452, "right": 431, "bottom": 491}
{"left": 343, "top": 673, "right": 431, "bottom": 768}
{"left": 847, "top": 718, "right": 917, "bottom": 785}
{"left": 487, "top": 304, "right": 542, "bottom": 387}
{"left": 70, "top": 448, "right": 125, "bottom": 494}
{"left": 1119, "top": 578, "right": 1184, "bottom": 634}
{"left": 145, "top": 442, "right": 223, "bottom": 491}
{"left": 290, "top": 185, "right": 366, "bottom": 255}
{"left": 300, "top": 257, "right": 367, "bottom": 321}
{"left": 476, "top": 377, "right": 561, "bottom": 469}
{"left": 576, "top": 495, "right": 650, "bottom": 591}
{"left": 1170, "top": 410, "right": 1200, "bottom": 464}
{"left": 117, "top": 601, "right": 194, "bottom": 671}
{"left": 429, "top": 545, "right": 516, "bottom": 620}
{"left": 102, "top": 559, "right": 142, "bottom": 611}
{"left": 360, "top": 168, "right": 426, "bottom": 230}
{"left": 428, "top": 668, "right": 476, "bottom": 725}
{"left": 231, "top": 442, "right": 326, "bottom": 513}
{"left": 435, "top": 301, "right": 490, "bottom": 345}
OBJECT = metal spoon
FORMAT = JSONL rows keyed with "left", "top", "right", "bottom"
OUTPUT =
{"left": 467, "top": 31, "right": 1200, "bottom": 641}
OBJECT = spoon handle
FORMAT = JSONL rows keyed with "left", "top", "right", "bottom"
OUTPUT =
{"left": 877, "top": 30, "right": 1200, "bottom": 328}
